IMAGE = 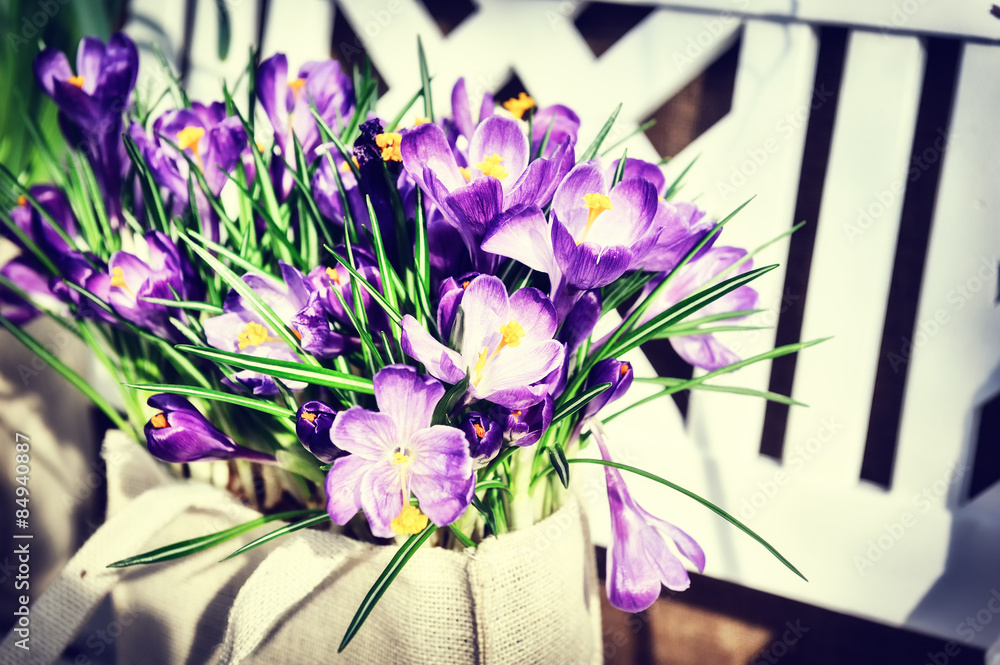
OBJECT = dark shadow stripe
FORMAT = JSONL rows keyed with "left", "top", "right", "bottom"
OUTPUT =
{"left": 177, "top": 0, "right": 198, "bottom": 84}
{"left": 969, "top": 388, "right": 1000, "bottom": 501}
{"left": 759, "top": 26, "right": 848, "bottom": 460}
{"left": 574, "top": 2, "right": 655, "bottom": 59}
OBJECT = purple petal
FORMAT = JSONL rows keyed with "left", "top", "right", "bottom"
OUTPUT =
{"left": 256, "top": 53, "right": 290, "bottom": 146}
{"left": 458, "top": 275, "right": 510, "bottom": 357}
{"left": 360, "top": 462, "right": 406, "bottom": 538}
{"left": 408, "top": 427, "right": 474, "bottom": 527}
{"left": 401, "top": 123, "right": 465, "bottom": 196}
{"left": 444, "top": 177, "right": 503, "bottom": 240}
{"left": 451, "top": 77, "right": 475, "bottom": 140}
{"left": 508, "top": 287, "right": 557, "bottom": 339}
{"left": 400, "top": 315, "right": 466, "bottom": 384}
{"left": 373, "top": 365, "right": 446, "bottom": 442}
{"left": 325, "top": 455, "right": 369, "bottom": 525}
{"left": 34, "top": 48, "right": 73, "bottom": 97}
{"left": 606, "top": 157, "right": 666, "bottom": 198}
{"left": 670, "top": 334, "right": 742, "bottom": 371}
{"left": 76, "top": 37, "right": 106, "bottom": 94}
{"left": 531, "top": 105, "right": 580, "bottom": 158}
{"left": 481, "top": 205, "right": 560, "bottom": 285}
{"left": 330, "top": 406, "right": 397, "bottom": 460}
{"left": 552, "top": 162, "right": 606, "bottom": 223}
{"left": 559, "top": 291, "right": 601, "bottom": 354}
{"left": 468, "top": 116, "right": 528, "bottom": 191}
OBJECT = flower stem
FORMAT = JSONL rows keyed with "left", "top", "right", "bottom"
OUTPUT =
{"left": 508, "top": 445, "right": 537, "bottom": 530}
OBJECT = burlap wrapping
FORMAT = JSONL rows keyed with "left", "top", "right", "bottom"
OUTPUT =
{"left": 0, "top": 430, "right": 603, "bottom": 664}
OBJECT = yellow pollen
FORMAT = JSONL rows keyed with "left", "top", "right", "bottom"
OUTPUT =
{"left": 458, "top": 166, "right": 472, "bottom": 182}
{"left": 473, "top": 423, "right": 486, "bottom": 438}
{"left": 339, "top": 156, "right": 360, "bottom": 172}
{"left": 110, "top": 267, "right": 134, "bottom": 296}
{"left": 461, "top": 280, "right": 471, "bottom": 289}
{"left": 375, "top": 132, "right": 403, "bottom": 162}
{"left": 150, "top": 412, "right": 169, "bottom": 429}
{"left": 255, "top": 141, "right": 266, "bottom": 153}
{"left": 177, "top": 126, "right": 206, "bottom": 171}
{"left": 16, "top": 195, "right": 27, "bottom": 207}
{"left": 473, "top": 320, "right": 525, "bottom": 387}
{"left": 579, "top": 192, "right": 613, "bottom": 244}
{"left": 620, "top": 362, "right": 631, "bottom": 376}
{"left": 512, "top": 410, "right": 522, "bottom": 419}
{"left": 237, "top": 321, "right": 281, "bottom": 350}
{"left": 391, "top": 504, "right": 428, "bottom": 535}
{"left": 503, "top": 92, "right": 535, "bottom": 120}
{"left": 301, "top": 411, "right": 317, "bottom": 423}
{"left": 326, "top": 266, "right": 343, "bottom": 284}
{"left": 414, "top": 116, "right": 430, "bottom": 126}
{"left": 288, "top": 77, "right": 307, "bottom": 97}
{"left": 393, "top": 451, "right": 414, "bottom": 466}
{"left": 477, "top": 153, "right": 508, "bottom": 180}
{"left": 67, "top": 75, "right": 85, "bottom": 88}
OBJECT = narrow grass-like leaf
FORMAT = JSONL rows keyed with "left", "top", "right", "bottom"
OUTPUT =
{"left": 329, "top": 282, "right": 384, "bottom": 371}
{"left": 565, "top": 457, "right": 807, "bottom": 581}
{"left": 548, "top": 447, "right": 571, "bottom": 488}
{"left": 386, "top": 84, "right": 430, "bottom": 132}
{"left": 0, "top": 314, "right": 130, "bottom": 433}
{"left": 221, "top": 512, "right": 330, "bottom": 561}
{"left": 600, "top": 119, "right": 656, "bottom": 157}
{"left": 327, "top": 251, "right": 403, "bottom": 325}
{"left": 448, "top": 524, "right": 475, "bottom": 549}
{"left": 431, "top": 375, "right": 470, "bottom": 426}
{"left": 177, "top": 345, "right": 375, "bottom": 394}
{"left": 107, "top": 509, "right": 317, "bottom": 568}
{"left": 338, "top": 523, "right": 437, "bottom": 652}
{"left": 417, "top": 36, "right": 434, "bottom": 122}
{"left": 551, "top": 382, "right": 611, "bottom": 426}
{"left": 633, "top": 378, "right": 805, "bottom": 407}
{"left": 124, "top": 383, "right": 297, "bottom": 418}
{"left": 214, "top": 0, "right": 231, "bottom": 60}
{"left": 138, "top": 297, "right": 223, "bottom": 314}
{"left": 365, "top": 195, "right": 402, "bottom": 335}
{"left": 579, "top": 103, "right": 622, "bottom": 162}
{"left": 475, "top": 481, "right": 510, "bottom": 494}
{"left": 663, "top": 154, "right": 700, "bottom": 200}
{"left": 611, "top": 149, "right": 628, "bottom": 187}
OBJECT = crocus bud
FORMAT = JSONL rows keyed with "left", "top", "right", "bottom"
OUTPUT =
{"left": 295, "top": 400, "right": 345, "bottom": 464}
{"left": 559, "top": 290, "right": 601, "bottom": 354}
{"left": 458, "top": 411, "right": 502, "bottom": 467}
{"left": 144, "top": 394, "right": 273, "bottom": 464}
{"left": 491, "top": 396, "right": 554, "bottom": 448}
{"left": 582, "top": 358, "right": 634, "bottom": 419}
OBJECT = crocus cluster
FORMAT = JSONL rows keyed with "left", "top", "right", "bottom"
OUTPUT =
{"left": 0, "top": 33, "right": 798, "bottom": 618}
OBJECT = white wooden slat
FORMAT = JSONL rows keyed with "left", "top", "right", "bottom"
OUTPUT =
{"left": 121, "top": 0, "right": 186, "bottom": 113}
{"left": 891, "top": 42, "right": 1000, "bottom": 508}
{"left": 600, "top": 0, "right": 1000, "bottom": 42}
{"left": 666, "top": 20, "right": 817, "bottom": 462}
{"left": 185, "top": 0, "right": 260, "bottom": 104}
{"left": 260, "top": 0, "right": 334, "bottom": 72}
{"left": 783, "top": 32, "right": 926, "bottom": 487}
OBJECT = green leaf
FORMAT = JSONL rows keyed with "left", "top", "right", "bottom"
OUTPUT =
{"left": 107, "top": 509, "right": 318, "bottom": 568}
{"left": 221, "top": 512, "right": 331, "bottom": 561}
{"left": 386, "top": 84, "right": 428, "bottom": 132}
{"left": 579, "top": 103, "right": 622, "bottom": 162}
{"left": 124, "top": 383, "right": 297, "bottom": 418}
{"left": 180, "top": 232, "right": 319, "bottom": 365}
{"left": 327, "top": 250, "right": 403, "bottom": 325}
{"left": 417, "top": 36, "right": 434, "bottom": 122}
{"left": 551, "top": 382, "right": 611, "bottom": 426}
{"left": 214, "top": 0, "right": 232, "bottom": 60}
{"left": 600, "top": 119, "right": 656, "bottom": 157}
{"left": 548, "top": 447, "right": 571, "bottom": 488}
{"left": 338, "top": 523, "right": 437, "bottom": 652}
{"left": 431, "top": 374, "right": 470, "bottom": 426}
{"left": 474, "top": 480, "right": 510, "bottom": 494}
{"left": 663, "top": 154, "right": 700, "bottom": 200}
{"left": 611, "top": 148, "right": 628, "bottom": 187}
{"left": 566, "top": 458, "right": 807, "bottom": 581}
{"left": 633, "top": 378, "right": 805, "bottom": 406}
{"left": 137, "top": 297, "right": 224, "bottom": 314}
{"left": 448, "top": 524, "right": 475, "bottom": 549}
{"left": 0, "top": 314, "right": 130, "bottom": 434}
{"left": 177, "top": 345, "right": 375, "bottom": 394}
{"left": 365, "top": 195, "right": 402, "bottom": 336}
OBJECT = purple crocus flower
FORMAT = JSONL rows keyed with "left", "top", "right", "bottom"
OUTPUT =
{"left": 637, "top": 247, "right": 758, "bottom": 371}
{"left": 558, "top": 290, "right": 602, "bottom": 355}
{"left": 582, "top": 359, "right": 634, "bottom": 420}
{"left": 531, "top": 104, "right": 580, "bottom": 159}
{"left": 34, "top": 34, "right": 138, "bottom": 225}
{"left": 482, "top": 163, "right": 661, "bottom": 293}
{"left": 0, "top": 258, "right": 63, "bottom": 325}
{"left": 401, "top": 116, "right": 573, "bottom": 264}
{"left": 295, "top": 400, "right": 345, "bottom": 464}
{"left": 107, "top": 231, "right": 190, "bottom": 336}
{"left": 257, "top": 53, "right": 353, "bottom": 196}
{"left": 459, "top": 411, "right": 503, "bottom": 467}
{"left": 450, "top": 77, "right": 494, "bottom": 142}
{"left": 594, "top": 430, "right": 705, "bottom": 611}
{"left": 203, "top": 262, "right": 346, "bottom": 393}
{"left": 144, "top": 394, "right": 274, "bottom": 464}
{"left": 49, "top": 253, "right": 116, "bottom": 324}
{"left": 325, "top": 365, "right": 475, "bottom": 537}
{"left": 491, "top": 397, "right": 554, "bottom": 448}
{"left": 4, "top": 186, "right": 78, "bottom": 255}
{"left": 401, "top": 275, "right": 564, "bottom": 409}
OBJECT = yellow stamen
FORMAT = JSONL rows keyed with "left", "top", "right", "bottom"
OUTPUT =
{"left": 110, "top": 267, "right": 134, "bottom": 296}
{"left": 579, "top": 192, "right": 613, "bottom": 244}
{"left": 177, "top": 126, "right": 206, "bottom": 171}
{"left": 473, "top": 423, "right": 486, "bottom": 438}
{"left": 391, "top": 504, "right": 429, "bottom": 535}
{"left": 237, "top": 321, "right": 282, "bottom": 350}
{"left": 375, "top": 132, "right": 403, "bottom": 162}
{"left": 461, "top": 280, "right": 471, "bottom": 289}
{"left": 473, "top": 320, "right": 525, "bottom": 387}
{"left": 67, "top": 75, "right": 85, "bottom": 88}
{"left": 339, "top": 156, "right": 360, "bottom": 172}
{"left": 150, "top": 412, "right": 169, "bottom": 429}
{"left": 326, "top": 266, "right": 343, "bottom": 285}
{"left": 503, "top": 92, "right": 535, "bottom": 120}
{"left": 255, "top": 141, "right": 266, "bottom": 154}
{"left": 288, "top": 77, "right": 307, "bottom": 97}
{"left": 512, "top": 409, "right": 522, "bottom": 419}
{"left": 414, "top": 116, "right": 430, "bottom": 126}
{"left": 477, "top": 153, "right": 508, "bottom": 180}
{"left": 620, "top": 362, "right": 631, "bottom": 376}
{"left": 301, "top": 411, "right": 317, "bottom": 423}
{"left": 16, "top": 195, "right": 27, "bottom": 207}
{"left": 458, "top": 166, "right": 472, "bottom": 182}
{"left": 292, "top": 329, "right": 303, "bottom": 341}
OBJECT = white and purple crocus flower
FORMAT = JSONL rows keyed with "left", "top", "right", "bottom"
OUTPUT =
{"left": 400, "top": 275, "right": 564, "bottom": 409}
{"left": 325, "top": 365, "right": 475, "bottom": 538}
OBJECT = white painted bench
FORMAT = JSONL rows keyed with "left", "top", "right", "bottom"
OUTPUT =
{"left": 122, "top": 0, "right": 1000, "bottom": 655}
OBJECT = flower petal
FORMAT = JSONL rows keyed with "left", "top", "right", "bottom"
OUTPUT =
{"left": 400, "top": 315, "right": 465, "bottom": 384}
{"left": 325, "top": 454, "right": 369, "bottom": 525}
{"left": 360, "top": 461, "right": 406, "bottom": 538}
{"left": 330, "top": 406, "right": 397, "bottom": 460}
{"left": 373, "top": 365, "right": 446, "bottom": 442}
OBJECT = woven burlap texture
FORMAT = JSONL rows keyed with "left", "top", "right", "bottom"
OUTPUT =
{"left": 100, "top": 430, "right": 604, "bottom": 665}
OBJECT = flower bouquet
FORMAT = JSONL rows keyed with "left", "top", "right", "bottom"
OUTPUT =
{"left": 0, "top": 33, "right": 815, "bottom": 660}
